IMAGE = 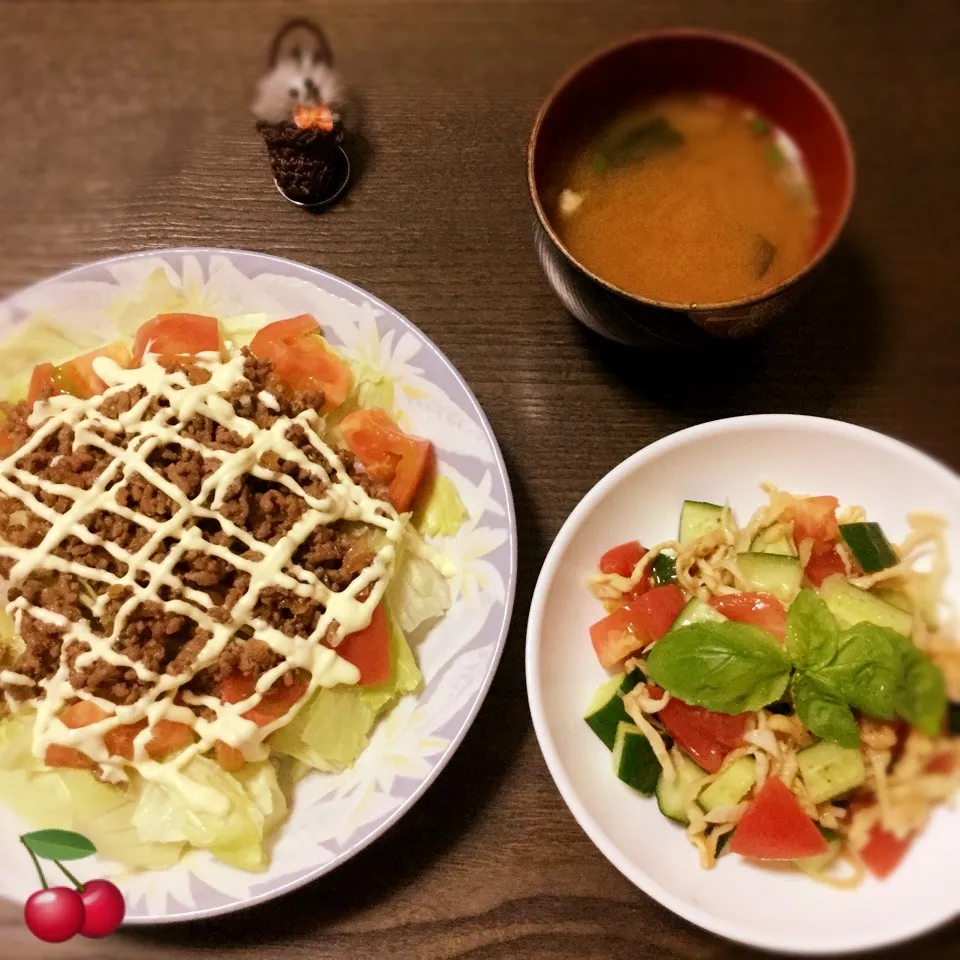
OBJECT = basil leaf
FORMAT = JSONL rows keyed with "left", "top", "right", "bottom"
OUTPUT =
{"left": 21, "top": 829, "right": 96, "bottom": 862}
{"left": 804, "top": 622, "right": 902, "bottom": 718}
{"left": 897, "top": 642, "right": 947, "bottom": 736}
{"left": 786, "top": 589, "right": 839, "bottom": 670}
{"left": 646, "top": 622, "right": 792, "bottom": 714}
{"left": 792, "top": 674, "right": 860, "bottom": 748}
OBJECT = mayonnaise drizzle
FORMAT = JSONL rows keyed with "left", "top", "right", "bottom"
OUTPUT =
{"left": 0, "top": 350, "right": 407, "bottom": 802}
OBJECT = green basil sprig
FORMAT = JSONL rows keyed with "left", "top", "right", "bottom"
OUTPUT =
{"left": 645, "top": 588, "right": 947, "bottom": 744}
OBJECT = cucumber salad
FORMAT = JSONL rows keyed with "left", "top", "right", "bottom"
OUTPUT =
{"left": 584, "top": 486, "right": 959, "bottom": 885}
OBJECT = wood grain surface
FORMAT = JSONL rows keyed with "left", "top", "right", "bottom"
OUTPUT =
{"left": 0, "top": 1, "right": 957, "bottom": 957}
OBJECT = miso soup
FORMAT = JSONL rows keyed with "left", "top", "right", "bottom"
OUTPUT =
{"left": 551, "top": 94, "right": 818, "bottom": 305}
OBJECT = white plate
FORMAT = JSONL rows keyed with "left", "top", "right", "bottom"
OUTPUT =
{"left": 0, "top": 248, "right": 517, "bottom": 922}
{"left": 526, "top": 414, "right": 959, "bottom": 954}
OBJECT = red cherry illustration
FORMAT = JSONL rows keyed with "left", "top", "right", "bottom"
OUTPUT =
{"left": 79, "top": 878, "right": 126, "bottom": 938}
{"left": 23, "top": 886, "right": 85, "bottom": 943}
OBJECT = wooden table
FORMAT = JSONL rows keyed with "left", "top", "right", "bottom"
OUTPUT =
{"left": 0, "top": 1, "right": 957, "bottom": 957}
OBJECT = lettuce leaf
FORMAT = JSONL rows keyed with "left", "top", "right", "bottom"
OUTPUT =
{"left": 132, "top": 755, "right": 269, "bottom": 871}
{"left": 387, "top": 549, "right": 451, "bottom": 635}
{"left": 413, "top": 474, "right": 468, "bottom": 538}
{"left": 0, "top": 715, "right": 184, "bottom": 870}
{"left": 269, "top": 603, "right": 421, "bottom": 772}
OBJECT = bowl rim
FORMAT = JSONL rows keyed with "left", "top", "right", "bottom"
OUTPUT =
{"left": 527, "top": 28, "right": 857, "bottom": 313}
{"left": 525, "top": 414, "right": 959, "bottom": 954}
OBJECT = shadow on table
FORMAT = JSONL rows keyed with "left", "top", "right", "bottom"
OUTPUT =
{"left": 125, "top": 450, "right": 541, "bottom": 948}
{"left": 579, "top": 237, "right": 885, "bottom": 421}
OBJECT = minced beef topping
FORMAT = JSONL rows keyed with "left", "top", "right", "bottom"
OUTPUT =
{"left": 0, "top": 350, "right": 388, "bottom": 710}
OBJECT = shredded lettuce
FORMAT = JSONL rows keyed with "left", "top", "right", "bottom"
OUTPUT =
{"left": 270, "top": 604, "right": 421, "bottom": 772}
{"left": 219, "top": 312, "right": 270, "bottom": 349}
{"left": 413, "top": 474, "right": 468, "bottom": 538}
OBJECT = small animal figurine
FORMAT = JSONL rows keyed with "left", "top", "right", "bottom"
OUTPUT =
{"left": 252, "top": 18, "right": 350, "bottom": 207}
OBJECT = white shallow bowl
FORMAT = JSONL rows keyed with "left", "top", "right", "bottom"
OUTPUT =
{"left": 526, "top": 414, "right": 960, "bottom": 954}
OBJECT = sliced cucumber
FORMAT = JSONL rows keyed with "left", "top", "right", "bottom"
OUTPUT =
{"left": 797, "top": 742, "right": 866, "bottom": 804}
{"left": 818, "top": 576, "right": 912, "bottom": 636}
{"left": 672, "top": 596, "right": 726, "bottom": 629}
{"left": 737, "top": 552, "right": 802, "bottom": 604}
{"left": 950, "top": 702, "right": 960, "bottom": 736}
{"left": 656, "top": 752, "right": 706, "bottom": 823}
{"left": 699, "top": 757, "right": 756, "bottom": 812}
{"left": 650, "top": 552, "right": 678, "bottom": 586}
{"left": 839, "top": 522, "right": 898, "bottom": 573}
{"left": 873, "top": 587, "right": 912, "bottom": 614}
{"left": 584, "top": 670, "right": 643, "bottom": 749}
{"left": 795, "top": 839, "right": 841, "bottom": 877}
{"left": 679, "top": 501, "right": 725, "bottom": 546}
{"left": 612, "top": 721, "right": 661, "bottom": 796}
{"left": 750, "top": 528, "right": 797, "bottom": 557}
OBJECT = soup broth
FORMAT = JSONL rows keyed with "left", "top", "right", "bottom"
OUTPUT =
{"left": 552, "top": 94, "right": 818, "bottom": 304}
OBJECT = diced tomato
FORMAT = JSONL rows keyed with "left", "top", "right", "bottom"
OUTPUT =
{"left": 925, "top": 753, "right": 956, "bottom": 775}
{"left": 709, "top": 592, "right": 787, "bottom": 641}
{"left": 599, "top": 541, "right": 646, "bottom": 578}
{"left": 27, "top": 362, "right": 61, "bottom": 406}
{"left": 334, "top": 603, "right": 391, "bottom": 685}
{"left": 44, "top": 745, "right": 96, "bottom": 770}
{"left": 249, "top": 314, "right": 353, "bottom": 407}
{"left": 220, "top": 671, "right": 309, "bottom": 727}
{"left": 59, "top": 700, "right": 191, "bottom": 761}
{"left": 340, "top": 408, "right": 434, "bottom": 512}
{"left": 859, "top": 823, "right": 914, "bottom": 879}
{"left": 133, "top": 313, "right": 222, "bottom": 363}
{"left": 730, "top": 776, "right": 829, "bottom": 860}
{"left": 804, "top": 547, "right": 848, "bottom": 587}
{"left": 215, "top": 741, "right": 246, "bottom": 773}
{"left": 56, "top": 341, "right": 133, "bottom": 399}
{"left": 786, "top": 496, "right": 840, "bottom": 556}
{"left": 589, "top": 585, "right": 686, "bottom": 668}
{"left": 658, "top": 698, "right": 749, "bottom": 773}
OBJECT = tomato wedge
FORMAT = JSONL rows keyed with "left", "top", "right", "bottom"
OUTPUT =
{"left": 730, "top": 776, "right": 829, "bottom": 860}
{"left": 334, "top": 603, "right": 391, "bottom": 686}
{"left": 133, "top": 313, "right": 222, "bottom": 363}
{"left": 925, "top": 753, "right": 956, "bottom": 775}
{"left": 786, "top": 496, "right": 840, "bottom": 556}
{"left": 215, "top": 741, "right": 247, "bottom": 773}
{"left": 27, "top": 362, "right": 61, "bottom": 405}
{"left": 220, "top": 671, "right": 309, "bottom": 727}
{"left": 55, "top": 700, "right": 192, "bottom": 762}
{"left": 804, "top": 547, "right": 848, "bottom": 587}
{"left": 709, "top": 592, "right": 786, "bottom": 640}
{"left": 340, "top": 408, "right": 434, "bottom": 512}
{"left": 249, "top": 314, "right": 353, "bottom": 407}
{"left": 599, "top": 541, "right": 646, "bottom": 578}
{"left": 657, "top": 696, "right": 749, "bottom": 773}
{"left": 589, "top": 585, "right": 686, "bottom": 668}
{"left": 44, "top": 745, "right": 96, "bottom": 770}
{"left": 56, "top": 341, "right": 133, "bottom": 399}
{"left": 859, "top": 822, "right": 913, "bottom": 879}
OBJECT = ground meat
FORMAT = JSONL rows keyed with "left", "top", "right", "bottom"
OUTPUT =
{"left": 0, "top": 349, "right": 381, "bottom": 714}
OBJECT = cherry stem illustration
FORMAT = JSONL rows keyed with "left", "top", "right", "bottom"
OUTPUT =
{"left": 53, "top": 860, "right": 84, "bottom": 892}
{"left": 19, "top": 837, "right": 47, "bottom": 890}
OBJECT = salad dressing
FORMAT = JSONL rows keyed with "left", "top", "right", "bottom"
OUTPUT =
{"left": 0, "top": 349, "right": 408, "bottom": 793}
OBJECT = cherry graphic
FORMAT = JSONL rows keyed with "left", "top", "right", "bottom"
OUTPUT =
{"left": 23, "top": 887, "right": 85, "bottom": 943}
{"left": 79, "top": 878, "right": 125, "bottom": 938}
